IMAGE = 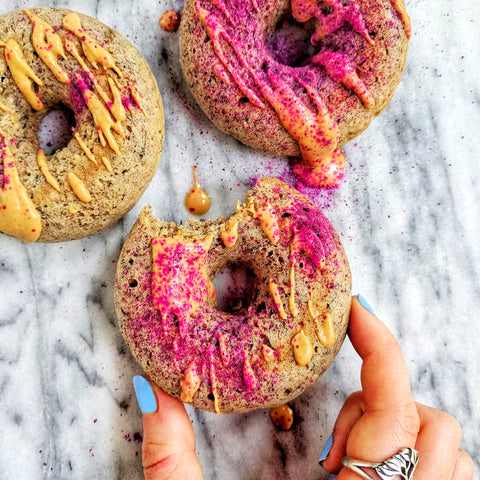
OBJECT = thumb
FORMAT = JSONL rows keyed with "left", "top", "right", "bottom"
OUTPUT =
{"left": 132, "top": 375, "right": 204, "bottom": 480}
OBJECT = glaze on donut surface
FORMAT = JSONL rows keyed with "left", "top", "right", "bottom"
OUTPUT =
{"left": 115, "top": 178, "right": 351, "bottom": 413}
{"left": 0, "top": 8, "right": 164, "bottom": 242}
{"left": 179, "top": 0, "right": 410, "bottom": 187}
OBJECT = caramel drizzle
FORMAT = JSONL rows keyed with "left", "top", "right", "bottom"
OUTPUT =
{"left": 213, "top": 63, "right": 232, "bottom": 84}
{"left": 81, "top": 85, "right": 124, "bottom": 155}
{"left": 208, "top": 348, "right": 221, "bottom": 413}
{"left": 108, "top": 78, "right": 127, "bottom": 123}
{"left": 390, "top": 0, "right": 412, "bottom": 38}
{"left": 242, "top": 350, "right": 257, "bottom": 389}
{"left": 74, "top": 132, "right": 97, "bottom": 164}
{"left": 313, "top": 51, "right": 375, "bottom": 109}
{"left": 67, "top": 172, "right": 92, "bottom": 203}
{"left": 62, "top": 13, "right": 123, "bottom": 76}
{"left": 101, "top": 156, "right": 113, "bottom": 172}
{"left": 255, "top": 201, "right": 280, "bottom": 245}
{"left": 218, "top": 333, "right": 230, "bottom": 366}
{"left": 23, "top": 8, "right": 70, "bottom": 84}
{"left": 220, "top": 218, "right": 238, "bottom": 247}
{"left": 0, "top": 101, "right": 9, "bottom": 112}
{"left": 249, "top": 0, "right": 260, "bottom": 13}
{"left": 263, "top": 69, "right": 341, "bottom": 170}
{"left": 195, "top": 2, "right": 266, "bottom": 108}
{"left": 268, "top": 278, "right": 288, "bottom": 320}
{"left": 288, "top": 253, "right": 298, "bottom": 317}
{"left": 0, "top": 39, "right": 44, "bottom": 111}
{"left": 210, "top": 0, "right": 232, "bottom": 22}
{"left": 0, "top": 130, "right": 42, "bottom": 242}
{"left": 65, "top": 38, "right": 112, "bottom": 105}
{"left": 291, "top": 0, "right": 374, "bottom": 45}
{"left": 291, "top": 329, "right": 313, "bottom": 366}
{"left": 36, "top": 148, "right": 61, "bottom": 192}
{"left": 308, "top": 300, "right": 335, "bottom": 348}
{"left": 180, "top": 362, "right": 202, "bottom": 402}
{"left": 129, "top": 87, "right": 148, "bottom": 119}
{"left": 261, "top": 344, "right": 276, "bottom": 363}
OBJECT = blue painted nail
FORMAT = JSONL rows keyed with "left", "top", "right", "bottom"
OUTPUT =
{"left": 133, "top": 375, "right": 157, "bottom": 413}
{"left": 357, "top": 294, "right": 375, "bottom": 315}
{"left": 328, "top": 475, "right": 338, "bottom": 479}
{"left": 319, "top": 434, "right": 333, "bottom": 463}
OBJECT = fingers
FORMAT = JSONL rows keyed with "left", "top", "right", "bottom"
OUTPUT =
{"left": 342, "top": 297, "right": 419, "bottom": 464}
{"left": 451, "top": 450, "right": 475, "bottom": 480}
{"left": 415, "top": 403, "right": 473, "bottom": 480}
{"left": 133, "top": 375, "right": 204, "bottom": 480}
{"left": 320, "top": 391, "right": 363, "bottom": 473}
{"left": 320, "top": 297, "right": 472, "bottom": 480}
{"left": 349, "top": 296, "right": 416, "bottom": 415}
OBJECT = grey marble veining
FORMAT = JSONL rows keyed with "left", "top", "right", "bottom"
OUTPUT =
{"left": 1, "top": 0, "right": 479, "bottom": 479}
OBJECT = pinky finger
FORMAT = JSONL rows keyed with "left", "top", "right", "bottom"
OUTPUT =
{"left": 451, "top": 449, "right": 475, "bottom": 480}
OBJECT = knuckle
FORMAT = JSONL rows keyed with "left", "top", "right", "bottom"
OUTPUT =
{"left": 143, "top": 451, "right": 181, "bottom": 480}
{"left": 436, "top": 411, "right": 463, "bottom": 443}
{"left": 457, "top": 449, "right": 475, "bottom": 479}
{"left": 389, "top": 409, "right": 420, "bottom": 445}
{"left": 345, "top": 391, "right": 363, "bottom": 406}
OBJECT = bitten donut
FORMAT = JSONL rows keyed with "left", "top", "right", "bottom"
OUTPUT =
{"left": 180, "top": 0, "right": 410, "bottom": 187}
{"left": 115, "top": 178, "right": 351, "bottom": 413}
{"left": 0, "top": 7, "right": 164, "bottom": 242}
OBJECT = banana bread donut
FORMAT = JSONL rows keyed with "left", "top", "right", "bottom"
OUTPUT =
{"left": 179, "top": 0, "right": 410, "bottom": 187}
{"left": 115, "top": 178, "right": 351, "bottom": 413}
{"left": 0, "top": 7, "right": 164, "bottom": 242}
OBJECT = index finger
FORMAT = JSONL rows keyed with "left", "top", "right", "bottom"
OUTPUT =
{"left": 349, "top": 296, "right": 415, "bottom": 414}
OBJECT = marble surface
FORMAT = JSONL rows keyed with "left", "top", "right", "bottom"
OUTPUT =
{"left": 1, "top": 0, "right": 479, "bottom": 478}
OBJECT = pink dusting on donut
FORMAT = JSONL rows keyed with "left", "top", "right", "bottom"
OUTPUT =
{"left": 292, "top": 148, "right": 345, "bottom": 188}
{"left": 192, "top": 0, "right": 399, "bottom": 188}
{"left": 122, "top": 96, "right": 133, "bottom": 110}
{"left": 291, "top": 227, "right": 325, "bottom": 270}
{"left": 312, "top": 51, "right": 375, "bottom": 109}
{"left": 151, "top": 235, "right": 212, "bottom": 337}
{"left": 291, "top": 0, "right": 373, "bottom": 45}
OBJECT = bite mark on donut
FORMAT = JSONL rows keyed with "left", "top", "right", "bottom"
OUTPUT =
{"left": 117, "top": 180, "right": 352, "bottom": 413}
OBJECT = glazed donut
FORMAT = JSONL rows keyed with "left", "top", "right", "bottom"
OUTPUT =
{"left": 0, "top": 7, "right": 164, "bottom": 242}
{"left": 115, "top": 178, "right": 351, "bottom": 413}
{"left": 179, "top": 0, "right": 410, "bottom": 187}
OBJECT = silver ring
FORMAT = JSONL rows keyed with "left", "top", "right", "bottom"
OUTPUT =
{"left": 341, "top": 447, "right": 419, "bottom": 480}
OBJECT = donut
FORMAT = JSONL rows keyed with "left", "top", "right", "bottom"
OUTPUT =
{"left": 0, "top": 7, "right": 164, "bottom": 242}
{"left": 115, "top": 178, "right": 351, "bottom": 413}
{"left": 179, "top": 0, "right": 410, "bottom": 187}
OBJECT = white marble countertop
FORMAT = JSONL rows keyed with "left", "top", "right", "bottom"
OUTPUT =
{"left": 1, "top": 0, "right": 479, "bottom": 479}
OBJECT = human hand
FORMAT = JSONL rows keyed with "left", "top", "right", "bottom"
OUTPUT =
{"left": 319, "top": 295, "right": 475, "bottom": 480}
{"left": 132, "top": 375, "right": 204, "bottom": 480}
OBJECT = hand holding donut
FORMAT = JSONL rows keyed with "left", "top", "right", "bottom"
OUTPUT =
{"left": 320, "top": 296, "right": 474, "bottom": 480}
{"left": 132, "top": 295, "right": 474, "bottom": 480}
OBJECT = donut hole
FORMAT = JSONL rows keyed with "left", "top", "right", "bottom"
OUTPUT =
{"left": 267, "top": 13, "right": 318, "bottom": 67}
{"left": 213, "top": 264, "right": 257, "bottom": 313}
{"left": 37, "top": 104, "right": 76, "bottom": 155}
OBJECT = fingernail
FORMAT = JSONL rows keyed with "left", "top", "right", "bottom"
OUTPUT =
{"left": 319, "top": 433, "right": 333, "bottom": 463}
{"left": 328, "top": 475, "right": 338, "bottom": 479}
{"left": 133, "top": 375, "right": 157, "bottom": 413}
{"left": 357, "top": 294, "right": 375, "bottom": 315}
